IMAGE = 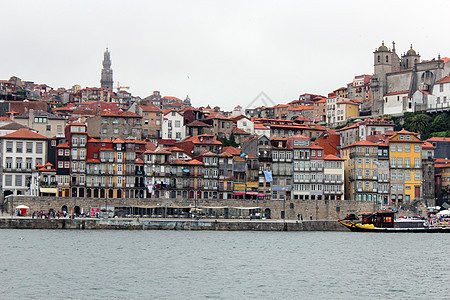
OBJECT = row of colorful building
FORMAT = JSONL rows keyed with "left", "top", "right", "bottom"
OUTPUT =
{"left": 0, "top": 120, "right": 448, "bottom": 206}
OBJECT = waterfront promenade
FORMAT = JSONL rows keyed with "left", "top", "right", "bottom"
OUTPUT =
{"left": 0, "top": 215, "right": 345, "bottom": 231}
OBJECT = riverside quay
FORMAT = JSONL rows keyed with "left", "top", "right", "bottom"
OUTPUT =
{"left": 4, "top": 196, "right": 399, "bottom": 221}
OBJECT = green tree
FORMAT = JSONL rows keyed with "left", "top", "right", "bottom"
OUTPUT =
{"left": 430, "top": 114, "right": 447, "bottom": 133}
{"left": 228, "top": 132, "right": 238, "bottom": 147}
{"left": 409, "top": 113, "right": 431, "bottom": 137}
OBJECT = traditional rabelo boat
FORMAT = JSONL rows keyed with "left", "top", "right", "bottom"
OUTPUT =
{"left": 339, "top": 211, "right": 450, "bottom": 233}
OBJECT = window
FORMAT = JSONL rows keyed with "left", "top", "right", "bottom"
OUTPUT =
{"left": 390, "top": 157, "right": 396, "bottom": 167}
{"left": 46, "top": 125, "right": 51, "bottom": 131}
{"left": 405, "top": 144, "right": 410, "bottom": 152}
{"left": 175, "top": 120, "right": 181, "bottom": 128}
{"left": 26, "top": 159, "right": 32, "bottom": 169}
{"left": 64, "top": 162, "right": 70, "bottom": 168}
{"left": 16, "top": 142, "right": 23, "bottom": 153}
{"left": 415, "top": 173, "right": 420, "bottom": 181}
{"left": 58, "top": 161, "right": 63, "bottom": 168}
{"left": 405, "top": 173, "right": 411, "bottom": 181}
{"left": 6, "top": 142, "right": 13, "bottom": 152}
{"left": 58, "top": 149, "right": 64, "bottom": 156}
{"left": 390, "top": 144, "right": 396, "bottom": 152}
{"left": 114, "top": 128, "right": 119, "bottom": 134}
{"left": 57, "top": 125, "right": 63, "bottom": 132}
{"left": 102, "top": 128, "right": 107, "bottom": 134}
{"left": 405, "top": 158, "right": 410, "bottom": 168}
{"left": 16, "top": 158, "right": 22, "bottom": 169}
{"left": 5, "top": 175, "right": 12, "bottom": 186}
{"left": 65, "top": 149, "right": 70, "bottom": 156}
{"left": 15, "top": 175, "right": 22, "bottom": 186}
{"left": 397, "top": 144, "right": 403, "bottom": 152}
{"left": 414, "top": 158, "right": 420, "bottom": 168}
{"left": 414, "top": 145, "right": 420, "bottom": 153}
{"left": 36, "top": 143, "right": 43, "bottom": 154}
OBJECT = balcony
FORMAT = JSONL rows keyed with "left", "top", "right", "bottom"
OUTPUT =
{"left": 259, "top": 157, "right": 272, "bottom": 162}
{"left": 40, "top": 181, "right": 57, "bottom": 187}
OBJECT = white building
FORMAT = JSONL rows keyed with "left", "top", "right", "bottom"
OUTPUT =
{"left": 323, "top": 155, "right": 345, "bottom": 201}
{"left": 428, "top": 76, "right": 450, "bottom": 112}
{"left": 383, "top": 91, "right": 410, "bottom": 115}
{"left": 161, "top": 110, "right": 185, "bottom": 141}
{"left": 232, "top": 115, "right": 254, "bottom": 135}
{"left": 254, "top": 123, "right": 270, "bottom": 137}
{"left": 0, "top": 128, "right": 47, "bottom": 196}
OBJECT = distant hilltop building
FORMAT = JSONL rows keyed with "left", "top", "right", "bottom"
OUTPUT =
{"left": 371, "top": 41, "right": 450, "bottom": 115}
{"left": 100, "top": 48, "right": 113, "bottom": 91}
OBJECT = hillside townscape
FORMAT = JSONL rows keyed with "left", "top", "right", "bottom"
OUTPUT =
{"left": 1, "top": 43, "right": 449, "bottom": 219}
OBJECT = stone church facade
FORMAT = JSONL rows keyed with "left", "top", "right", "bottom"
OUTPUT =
{"left": 100, "top": 48, "right": 113, "bottom": 91}
{"left": 370, "top": 41, "right": 450, "bottom": 116}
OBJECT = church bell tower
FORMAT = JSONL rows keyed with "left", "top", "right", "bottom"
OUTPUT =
{"left": 100, "top": 48, "right": 113, "bottom": 91}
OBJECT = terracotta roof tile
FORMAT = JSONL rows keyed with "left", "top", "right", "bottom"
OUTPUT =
{"left": 1, "top": 128, "right": 47, "bottom": 140}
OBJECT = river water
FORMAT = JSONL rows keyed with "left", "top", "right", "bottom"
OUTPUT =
{"left": 0, "top": 230, "right": 448, "bottom": 299}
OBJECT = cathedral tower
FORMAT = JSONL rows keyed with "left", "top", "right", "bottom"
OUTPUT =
{"left": 100, "top": 48, "right": 113, "bottom": 91}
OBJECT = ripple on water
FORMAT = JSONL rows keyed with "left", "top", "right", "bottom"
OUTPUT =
{"left": 0, "top": 230, "right": 449, "bottom": 299}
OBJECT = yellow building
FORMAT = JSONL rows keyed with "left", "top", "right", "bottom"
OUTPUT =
{"left": 336, "top": 100, "right": 359, "bottom": 125}
{"left": 388, "top": 130, "right": 422, "bottom": 204}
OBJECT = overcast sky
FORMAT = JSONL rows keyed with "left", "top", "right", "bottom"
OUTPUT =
{"left": 1, "top": 0, "right": 449, "bottom": 110}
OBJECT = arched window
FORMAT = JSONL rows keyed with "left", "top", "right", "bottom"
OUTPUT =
{"left": 406, "top": 59, "right": 409, "bottom": 68}
{"left": 377, "top": 55, "right": 380, "bottom": 63}
{"left": 386, "top": 55, "right": 389, "bottom": 63}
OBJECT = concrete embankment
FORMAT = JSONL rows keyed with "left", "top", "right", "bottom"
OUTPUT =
{"left": 0, "top": 217, "right": 347, "bottom": 231}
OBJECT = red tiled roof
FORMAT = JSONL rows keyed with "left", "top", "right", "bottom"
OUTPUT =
{"left": 428, "top": 137, "right": 449, "bottom": 142}
{"left": 56, "top": 143, "right": 70, "bottom": 148}
{"left": 87, "top": 159, "right": 100, "bottom": 163}
{"left": 1, "top": 128, "right": 47, "bottom": 140}
{"left": 343, "top": 140, "right": 377, "bottom": 149}
{"left": 140, "top": 104, "right": 161, "bottom": 112}
{"left": 422, "top": 141, "right": 434, "bottom": 149}
{"left": 204, "top": 112, "right": 229, "bottom": 120}
{"left": 436, "top": 76, "right": 450, "bottom": 84}
{"left": 113, "top": 138, "right": 125, "bottom": 143}
{"left": 324, "top": 154, "right": 344, "bottom": 161}
{"left": 222, "top": 146, "right": 241, "bottom": 156}
{"left": 254, "top": 123, "right": 269, "bottom": 130}
{"left": 384, "top": 91, "right": 409, "bottom": 96}
{"left": 336, "top": 101, "right": 359, "bottom": 105}
{"left": 182, "top": 134, "right": 222, "bottom": 145}
{"left": 232, "top": 127, "right": 250, "bottom": 135}
{"left": 187, "top": 120, "right": 211, "bottom": 127}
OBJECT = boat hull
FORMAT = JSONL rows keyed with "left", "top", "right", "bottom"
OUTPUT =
{"left": 339, "top": 221, "right": 450, "bottom": 233}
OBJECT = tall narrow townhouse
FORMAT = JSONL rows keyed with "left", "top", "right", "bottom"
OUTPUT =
{"left": 376, "top": 143, "right": 391, "bottom": 206}
{"left": 342, "top": 141, "right": 379, "bottom": 202}
{"left": 388, "top": 130, "right": 423, "bottom": 204}
{"left": 288, "top": 135, "right": 311, "bottom": 201}
{"left": 201, "top": 151, "right": 219, "bottom": 199}
{"left": 271, "top": 137, "right": 293, "bottom": 202}
{"left": 65, "top": 123, "right": 87, "bottom": 197}
{"left": 323, "top": 155, "right": 344, "bottom": 201}
{"left": 309, "top": 143, "right": 325, "bottom": 201}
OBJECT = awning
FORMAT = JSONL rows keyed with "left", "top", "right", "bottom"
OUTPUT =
{"left": 246, "top": 192, "right": 259, "bottom": 196}
{"left": 16, "top": 205, "right": 29, "bottom": 209}
{"left": 40, "top": 187, "right": 57, "bottom": 193}
{"left": 232, "top": 192, "right": 245, "bottom": 196}
{"left": 258, "top": 194, "right": 265, "bottom": 196}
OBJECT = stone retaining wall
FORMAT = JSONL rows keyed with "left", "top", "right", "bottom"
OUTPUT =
{"left": 0, "top": 218, "right": 347, "bottom": 231}
{"left": 4, "top": 196, "right": 380, "bottom": 221}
